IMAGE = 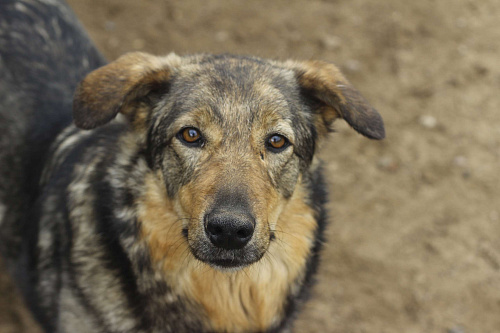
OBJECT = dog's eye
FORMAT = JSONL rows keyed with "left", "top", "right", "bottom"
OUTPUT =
{"left": 178, "top": 127, "right": 203, "bottom": 147}
{"left": 266, "top": 134, "right": 290, "bottom": 152}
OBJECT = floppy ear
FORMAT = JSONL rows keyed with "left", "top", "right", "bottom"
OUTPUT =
{"left": 290, "top": 60, "right": 385, "bottom": 140}
{"left": 73, "top": 52, "right": 177, "bottom": 130}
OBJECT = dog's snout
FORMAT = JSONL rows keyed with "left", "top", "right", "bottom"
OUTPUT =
{"left": 205, "top": 210, "right": 255, "bottom": 250}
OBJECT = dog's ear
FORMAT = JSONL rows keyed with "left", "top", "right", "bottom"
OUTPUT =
{"left": 288, "top": 60, "right": 385, "bottom": 140}
{"left": 73, "top": 52, "right": 177, "bottom": 130}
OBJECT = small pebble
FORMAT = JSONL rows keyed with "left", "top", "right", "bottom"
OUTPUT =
{"left": 377, "top": 156, "right": 399, "bottom": 172}
{"left": 345, "top": 59, "right": 361, "bottom": 72}
{"left": 105, "top": 21, "right": 115, "bottom": 32}
{"left": 215, "top": 31, "right": 229, "bottom": 42}
{"left": 419, "top": 115, "right": 438, "bottom": 129}
{"left": 391, "top": 11, "right": 401, "bottom": 21}
{"left": 452, "top": 155, "right": 467, "bottom": 167}
{"left": 132, "top": 38, "right": 146, "bottom": 50}
{"left": 447, "top": 326, "right": 465, "bottom": 333}
{"left": 321, "top": 35, "right": 342, "bottom": 50}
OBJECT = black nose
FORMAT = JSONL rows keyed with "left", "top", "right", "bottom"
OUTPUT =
{"left": 205, "top": 210, "right": 255, "bottom": 250}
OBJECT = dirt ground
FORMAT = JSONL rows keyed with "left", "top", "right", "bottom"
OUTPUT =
{"left": 2, "top": 0, "right": 500, "bottom": 332}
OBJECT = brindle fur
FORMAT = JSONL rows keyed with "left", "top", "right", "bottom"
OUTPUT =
{"left": 0, "top": 1, "right": 384, "bottom": 332}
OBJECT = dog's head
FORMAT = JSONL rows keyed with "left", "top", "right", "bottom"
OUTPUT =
{"left": 73, "top": 52, "right": 384, "bottom": 270}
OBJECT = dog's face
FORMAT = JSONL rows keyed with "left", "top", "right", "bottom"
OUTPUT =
{"left": 73, "top": 53, "right": 384, "bottom": 270}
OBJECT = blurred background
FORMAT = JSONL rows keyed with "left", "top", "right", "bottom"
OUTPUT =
{"left": 2, "top": 0, "right": 500, "bottom": 332}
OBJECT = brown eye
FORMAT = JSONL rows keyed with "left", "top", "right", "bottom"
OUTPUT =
{"left": 182, "top": 128, "right": 200, "bottom": 142}
{"left": 266, "top": 134, "right": 290, "bottom": 152}
{"left": 178, "top": 127, "right": 203, "bottom": 146}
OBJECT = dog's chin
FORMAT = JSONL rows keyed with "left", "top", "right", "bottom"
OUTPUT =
{"left": 190, "top": 245, "right": 266, "bottom": 272}
{"left": 206, "top": 259, "right": 253, "bottom": 272}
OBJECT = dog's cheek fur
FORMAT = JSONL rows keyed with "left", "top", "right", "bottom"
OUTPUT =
{"left": 266, "top": 153, "right": 301, "bottom": 199}
{"left": 160, "top": 145, "right": 196, "bottom": 197}
{"left": 138, "top": 172, "right": 193, "bottom": 273}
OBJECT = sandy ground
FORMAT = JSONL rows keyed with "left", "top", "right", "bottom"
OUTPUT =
{"left": 1, "top": 0, "right": 500, "bottom": 332}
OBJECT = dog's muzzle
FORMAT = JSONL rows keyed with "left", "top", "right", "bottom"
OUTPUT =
{"left": 187, "top": 191, "right": 267, "bottom": 269}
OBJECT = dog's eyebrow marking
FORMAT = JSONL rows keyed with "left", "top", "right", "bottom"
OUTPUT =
{"left": 207, "top": 102, "right": 223, "bottom": 123}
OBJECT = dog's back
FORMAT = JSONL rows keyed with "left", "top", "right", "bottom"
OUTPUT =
{"left": 0, "top": 0, "right": 104, "bottom": 263}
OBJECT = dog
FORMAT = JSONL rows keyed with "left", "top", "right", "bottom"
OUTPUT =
{"left": 0, "top": 0, "right": 385, "bottom": 332}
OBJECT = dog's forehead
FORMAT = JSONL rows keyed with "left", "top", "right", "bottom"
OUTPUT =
{"left": 168, "top": 57, "right": 300, "bottom": 122}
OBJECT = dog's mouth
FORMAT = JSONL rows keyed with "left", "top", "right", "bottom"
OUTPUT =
{"left": 204, "top": 255, "right": 263, "bottom": 270}
{"left": 211, "top": 258, "right": 246, "bottom": 268}
{"left": 195, "top": 251, "right": 266, "bottom": 270}
{"left": 184, "top": 228, "right": 272, "bottom": 270}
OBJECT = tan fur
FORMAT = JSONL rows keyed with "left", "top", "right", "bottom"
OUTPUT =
{"left": 138, "top": 172, "right": 317, "bottom": 332}
{"left": 73, "top": 52, "right": 182, "bottom": 130}
{"left": 292, "top": 60, "right": 348, "bottom": 101}
{"left": 284, "top": 60, "right": 385, "bottom": 139}
{"left": 287, "top": 60, "right": 347, "bottom": 136}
